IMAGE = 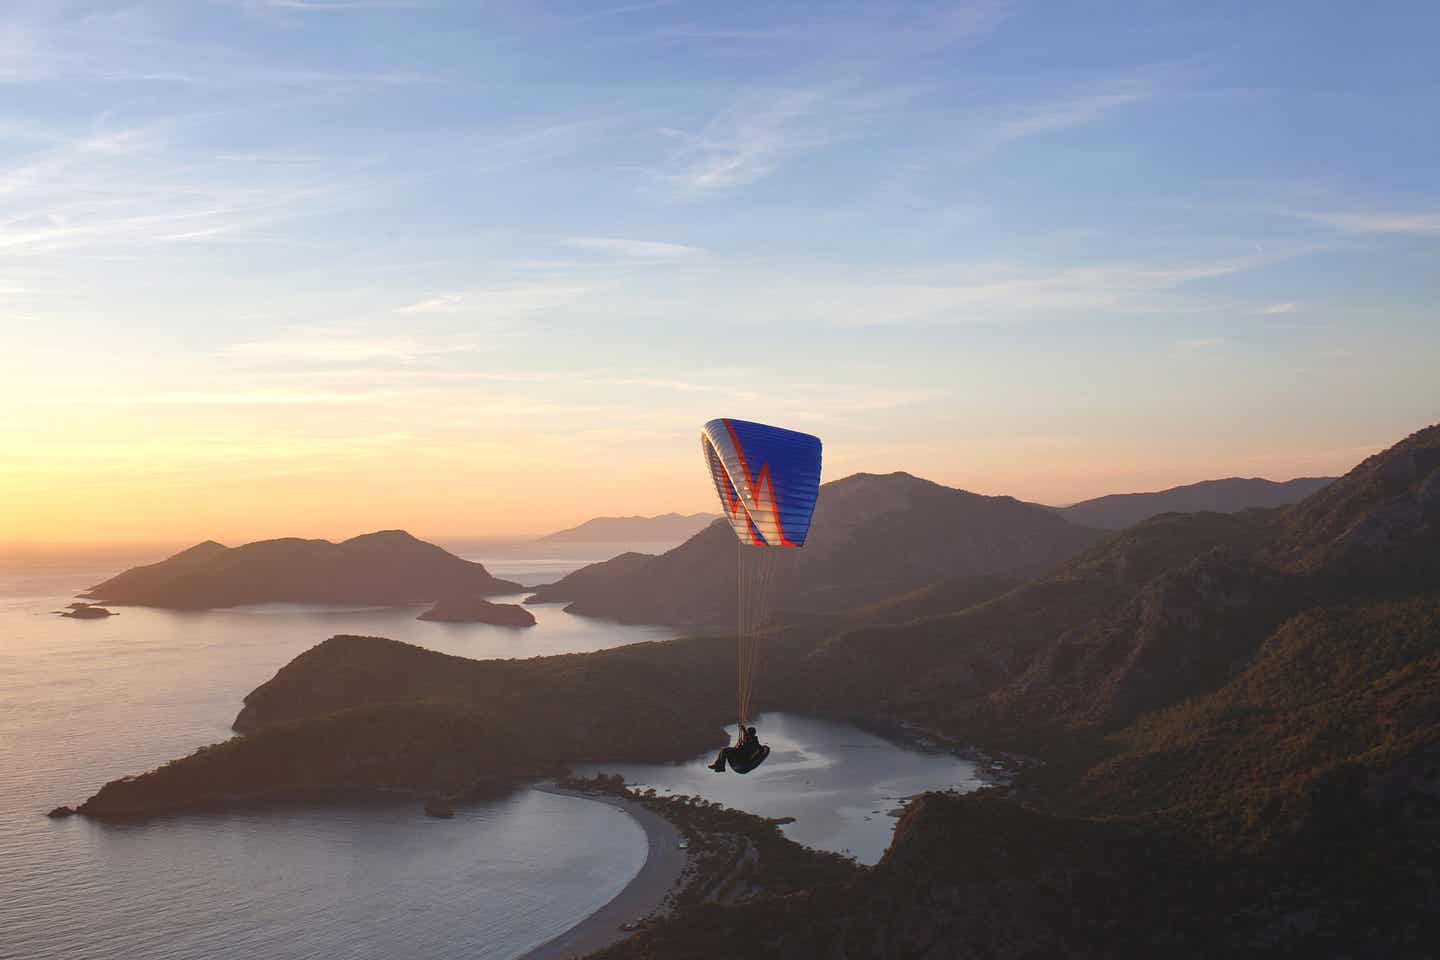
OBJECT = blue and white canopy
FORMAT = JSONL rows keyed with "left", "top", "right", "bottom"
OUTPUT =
{"left": 701, "top": 419, "right": 822, "bottom": 547}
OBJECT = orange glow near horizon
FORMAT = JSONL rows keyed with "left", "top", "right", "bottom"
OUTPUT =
{"left": 0, "top": 379, "right": 1395, "bottom": 547}
{"left": 3, "top": 0, "right": 1438, "bottom": 553}
{"left": 0, "top": 316, "right": 1423, "bottom": 550}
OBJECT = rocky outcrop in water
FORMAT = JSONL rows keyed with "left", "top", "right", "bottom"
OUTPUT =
{"left": 417, "top": 597, "right": 536, "bottom": 626}
{"left": 59, "top": 603, "right": 115, "bottom": 619}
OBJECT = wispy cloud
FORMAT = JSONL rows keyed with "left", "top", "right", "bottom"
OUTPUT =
{"left": 714, "top": 251, "right": 1286, "bottom": 328}
{"left": 96, "top": 69, "right": 198, "bottom": 84}
{"left": 449, "top": 117, "right": 627, "bottom": 176}
{"left": 558, "top": 236, "right": 705, "bottom": 259}
{"left": 959, "top": 85, "right": 1152, "bottom": 162}
{"left": 561, "top": 0, "right": 682, "bottom": 26}
{"left": 658, "top": 89, "right": 834, "bottom": 195}
{"left": 3, "top": 4, "right": 441, "bottom": 96}
{"left": 393, "top": 283, "right": 593, "bottom": 315}
{"left": 0, "top": 21, "right": 59, "bottom": 84}
{"left": 649, "top": 1, "right": 1010, "bottom": 56}
{"left": 655, "top": 60, "right": 1149, "bottom": 196}
{"left": 0, "top": 120, "right": 343, "bottom": 262}
{"left": 394, "top": 294, "right": 466, "bottom": 314}
{"left": 383, "top": 247, "right": 1297, "bottom": 335}
{"left": 218, "top": 326, "right": 486, "bottom": 364}
{"left": 1260, "top": 302, "right": 1298, "bottom": 315}
{"left": 1291, "top": 209, "right": 1440, "bottom": 235}
{"left": 236, "top": 0, "right": 422, "bottom": 12}
{"left": 1173, "top": 337, "right": 1227, "bottom": 351}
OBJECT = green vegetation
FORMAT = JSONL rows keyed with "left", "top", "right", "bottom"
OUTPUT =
{"left": 1078, "top": 595, "right": 1440, "bottom": 844}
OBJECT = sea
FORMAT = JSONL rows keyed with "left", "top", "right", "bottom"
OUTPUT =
{"left": 0, "top": 541, "right": 977, "bottom": 960}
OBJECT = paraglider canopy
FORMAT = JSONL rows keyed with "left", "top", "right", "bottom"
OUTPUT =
{"left": 700, "top": 418, "right": 822, "bottom": 732}
{"left": 701, "top": 418, "right": 822, "bottom": 548}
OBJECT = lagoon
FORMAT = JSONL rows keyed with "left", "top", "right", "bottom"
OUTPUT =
{"left": 581, "top": 713, "right": 980, "bottom": 865}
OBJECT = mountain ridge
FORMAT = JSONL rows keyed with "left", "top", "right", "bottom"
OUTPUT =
{"left": 527, "top": 470, "right": 1102, "bottom": 625}
{"left": 1056, "top": 475, "right": 1336, "bottom": 529}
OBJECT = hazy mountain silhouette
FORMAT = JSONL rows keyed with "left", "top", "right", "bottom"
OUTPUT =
{"left": 1056, "top": 475, "right": 1335, "bottom": 529}
{"left": 85, "top": 530, "right": 521, "bottom": 609}
{"left": 536, "top": 512, "right": 717, "bottom": 543}
{"left": 527, "top": 471, "right": 1101, "bottom": 625}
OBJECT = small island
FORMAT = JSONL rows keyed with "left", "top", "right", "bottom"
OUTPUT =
{"left": 83, "top": 530, "right": 522, "bottom": 610}
{"left": 416, "top": 596, "right": 536, "bottom": 626}
{"left": 59, "top": 603, "right": 115, "bottom": 619}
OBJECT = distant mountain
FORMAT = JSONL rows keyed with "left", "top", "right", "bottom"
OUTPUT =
{"left": 536, "top": 512, "right": 718, "bottom": 543}
{"left": 527, "top": 471, "right": 1102, "bottom": 626}
{"left": 85, "top": 530, "right": 521, "bottom": 609}
{"left": 1055, "top": 475, "right": 1335, "bottom": 529}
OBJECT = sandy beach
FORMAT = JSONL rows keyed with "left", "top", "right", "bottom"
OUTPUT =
{"left": 518, "top": 786, "right": 688, "bottom": 960}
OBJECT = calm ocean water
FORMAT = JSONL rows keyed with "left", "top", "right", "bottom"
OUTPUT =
{"left": 1, "top": 543, "right": 975, "bottom": 959}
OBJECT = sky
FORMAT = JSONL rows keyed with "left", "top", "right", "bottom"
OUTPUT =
{"left": 2, "top": 0, "right": 1438, "bottom": 544}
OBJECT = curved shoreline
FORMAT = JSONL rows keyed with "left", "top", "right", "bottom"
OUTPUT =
{"left": 518, "top": 786, "right": 687, "bottom": 960}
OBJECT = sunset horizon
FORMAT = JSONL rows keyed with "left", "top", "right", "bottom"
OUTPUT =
{"left": 4, "top": 2, "right": 1435, "bottom": 545}
{"left": 0, "top": 444, "right": 1389, "bottom": 548}
{"left": 6, "top": 6, "right": 1440, "bottom": 959}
